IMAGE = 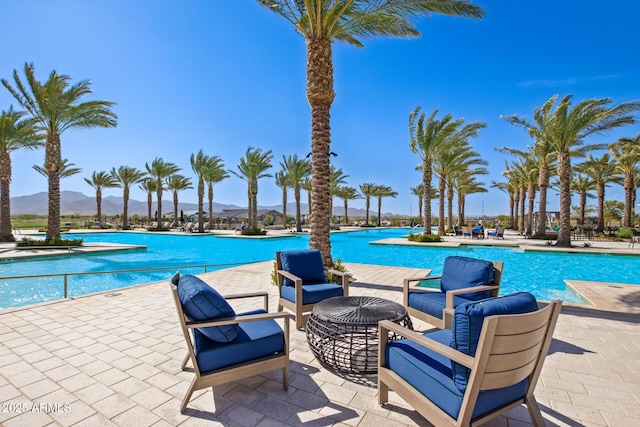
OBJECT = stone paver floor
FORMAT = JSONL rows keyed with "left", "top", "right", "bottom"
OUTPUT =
{"left": 1, "top": 261, "right": 639, "bottom": 426}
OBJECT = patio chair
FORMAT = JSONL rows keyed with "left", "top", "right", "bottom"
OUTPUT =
{"left": 379, "top": 292, "right": 562, "bottom": 427}
{"left": 403, "top": 256, "right": 503, "bottom": 329}
{"left": 487, "top": 226, "right": 505, "bottom": 239}
{"left": 471, "top": 225, "right": 485, "bottom": 239}
{"left": 461, "top": 226, "right": 472, "bottom": 238}
{"left": 170, "top": 272, "right": 290, "bottom": 413}
{"left": 453, "top": 225, "right": 463, "bottom": 236}
{"left": 276, "top": 249, "right": 351, "bottom": 329}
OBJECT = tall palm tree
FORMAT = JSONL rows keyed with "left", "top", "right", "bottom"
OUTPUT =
{"left": 139, "top": 178, "right": 156, "bottom": 225}
{"left": 166, "top": 174, "right": 193, "bottom": 228}
{"left": 84, "top": 171, "right": 118, "bottom": 227}
{"left": 455, "top": 174, "right": 486, "bottom": 226}
{"left": 570, "top": 173, "right": 595, "bottom": 226}
{"left": 491, "top": 180, "right": 515, "bottom": 228}
{"left": 280, "top": 154, "right": 312, "bottom": 232}
{"left": 373, "top": 185, "right": 398, "bottom": 226}
{"left": 145, "top": 158, "right": 180, "bottom": 229}
{"left": 0, "top": 107, "right": 43, "bottom": 241}
{"left": 359, "top": 182, "right": 377, "bottom": 225}
{"left": 110, "top": 166, "right": 146, "bottom": 230}
{"left": 504, "top": 94, "right": 640, "bottom": 246}
{"left": 231, "top": 147, "right": 273, "bottom": 230}
{"left": 204, "top": 157, "right": 228, "bottom": 230}
{"left": 33, "top": 158, "right": 82, "bottom": 180}
{"left": 301, "top": 177, "right": 313, "bottom": 225}
{"left": 2, "top": 63, "right": 117, "bottom": 241}
{"left": 578, "top": 153, "right": 616, "bottom": 232}
{"left": 190, "top": 150, "right": 211, "bottom": 233}
{"left": 260, "top": 0, "right": 484, "bottom": 265}
{"left": 611, "top": 135, "right": 640, "bottom": 227}
{"left": 275, "top": 171, "right": 291, "bottom": 228}
{"left": 336, "top": 186, "right": 360, "bottom": 226}
{"left": 329, "top": 166, "right": 349, "bottom": 222}
{"left": 410, "top": 184, "right": 424, "bottom": 222}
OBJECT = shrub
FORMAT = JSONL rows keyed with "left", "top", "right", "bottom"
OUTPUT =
{"left": 617, "top": 227, "right": 632, "bottom": 239}
{"left": 241, "top": 228, "right": 267, "bottom": 236}
{"left": 16, "top": 237, "right": 84, "bottom": 248}
{"left": 407, "top": 233, "right": 442, "bottom": 243}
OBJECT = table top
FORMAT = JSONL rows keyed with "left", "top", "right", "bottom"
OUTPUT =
{"left": 311, "top": 296, "right": 407, "bottom": 325}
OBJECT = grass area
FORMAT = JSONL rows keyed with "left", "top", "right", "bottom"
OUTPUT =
{"left": 11, "top": 215, "right": 97, "bottom": 230}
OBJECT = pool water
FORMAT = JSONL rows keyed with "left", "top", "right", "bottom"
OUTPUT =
{"left": 1, "top": 228, "right": 639, "bottom": 309}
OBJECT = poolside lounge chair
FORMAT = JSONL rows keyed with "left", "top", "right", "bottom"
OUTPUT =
{"left": 275, "top": 249, "right": 351, "bottom": 329}
{"left": 487, "top": 226, "right": 505, "bottom": 239}
{"left": 461, "top": 226, "right": 472, "bottom": 239}
{"left": 170, "top": 272, "right": 290, "bottom": 413}
{"left": 453, "top": 225, "right": 463, "bottom": 236}
{"left": 472, "top": 225, "right": 485, "bottom": 239}
{"left": 379, "top": 292, "right": 562, "bottom": 427}
{"left": 403, "top": 256, "right": 503, "bottom": 329}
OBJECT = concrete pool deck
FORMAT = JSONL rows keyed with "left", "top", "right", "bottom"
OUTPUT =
{"left": 0, "top": 261, "right": 639, "bottom": 426}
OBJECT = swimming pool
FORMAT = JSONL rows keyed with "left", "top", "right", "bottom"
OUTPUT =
{"left": 1, "top": 228, "right": 639, "bottom": 309}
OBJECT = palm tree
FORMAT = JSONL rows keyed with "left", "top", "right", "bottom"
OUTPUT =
{"left": 578, "top": 153, "right": 616, "bottom": 232}
{"left": 110, "top": 166, "right": 146, "bottom": 230}
{"left": 301, "top": 177, "right": 313, "bottom": 226}
{"left": 190, "top": 150, "right": 211, "bottom": 233}
{"left": 260, "top": 0, "right": 484, "bottom": 265}
{"left": 231, "top": 147, "right": 273, "bottom": 230}
{"left": 280, "top": 154, "right": 312, "bottom": 232}
{"left": 336, "top": 186, "right": 360, "bottom": 226}
{"left": 491, "top": 180, "right": 515, "bottom": 228}
{"left": 166, "top": 174, "right": 193, "bottom": 227}
{"left": 504, "top": 94, "right": 640, "bottom": 246}
{"left": 2, "top": 63, "right": 117, "bottom": 241}
{"left": 570, "top": 173, "right": 595, "bottom": 226}
{"left": 410, "top": 184, "right": 424, "bottom": 222}
{"left": 275, "top": 171, "right": 290, "bottom": 228}
{"left": 204, "top": 157, "right": 228, "bottom": 230}
{"left": 611, "top": 135, "right": 640, "bottom": 227}
{"left": 455, "top": 174, "right": 486, "bottom": 226}
{"left": 329, "top": 166, "right": 349, "bottom": 223}
{"left": 84, "top": 171, "right": 118, "bottom": 227}
{"left": 145, "top": 158, "right": 180, "bottom": 229}
{"left": 373, "top": 185, "right": 398, "bottom": 226}
{"left": 359, "top": 182, "right": 377, "bottom": 225}
{"left": 139, "top": 178, "right": 156, "bottom": 225}
{"left": 0, "top": 107, "right": 43, "bottom": 241}
{"left": 33, "top": 158, "right": 82, "bottom": 179}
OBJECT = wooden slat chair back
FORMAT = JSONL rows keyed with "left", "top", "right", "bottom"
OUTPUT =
{"left": 170, "top": 280, "right": 290, "bottom": 413}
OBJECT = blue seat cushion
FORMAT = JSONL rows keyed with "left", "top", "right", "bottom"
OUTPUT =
{"left": 450, "top": 292, "right": 539, "bottom": 392}
{"left": 407, "top": 291, "right": 471, "bottom": 320}
{"left": 193, "top": 309, "right": 285, "bottom": 373}
{"left": 281, "top": 282, "right": 343, "bottom": 305}
{"left": 280, "top": 249, "right": 327, "bottom": 286}
{"left": 386, "top": 329, "right": 529, "bottom": 420}
{"left": 440, "top": 256, "right": 494, "bottom": 300}
{"left": 176, "top": 273, "right": 238, "bottom": 343}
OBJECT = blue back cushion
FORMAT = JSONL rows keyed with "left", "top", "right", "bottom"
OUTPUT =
{"left": 450, "top": 292, "right": 539, "bottom": 392}
{"left": 280, "top": 249, "right": 327, "bottom": 287}
{"left": 176, "top": 273, "right": 238, "bottom": 343}
{"left": 440, "top": 256, "right": 494, "bottom": 300}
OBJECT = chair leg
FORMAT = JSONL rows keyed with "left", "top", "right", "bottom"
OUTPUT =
{"left": 181, "top": 352, "right": 190, "bottom": 370}
{"left": 378, "top": 378, "right": 389, "bottom": 405}
{"left": 526, "top": 394, "right": 546, "bottom": 427}
{"left": 283, "top": 366, "right": 289, "bottom": 391}
{"left": 295, "top": 314, "right": 304, "bottom": 330}
{"left": 180, "top": 377, "right": 198, "bottom": 413}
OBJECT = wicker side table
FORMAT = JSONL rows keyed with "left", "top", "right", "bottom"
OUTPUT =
{"left": 306, "top": 296, "right": 413, "bottom": 374}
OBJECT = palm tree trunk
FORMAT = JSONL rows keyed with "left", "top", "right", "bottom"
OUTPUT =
{"left": 282, "top": 189, "right": 287, "bottom": 228}
{"left": 422, "top": 159, "right": 432, "bottom": 234}
{"left": 556, "top": 151, "right": 572, "bottom": 246}
{"left": 597, "top": 182, "right": 605, "bottom": 231}
{"left": 418, "top": 196, "right": 423, "bottom": 221}
{"left": 624, "top": 173, "right": 633, "bottom": 227}
{"left": 537, "top": 171, "right": 549, "bottom": 235}
{"left": 343, "top": 199, "right": 349, "bottom": 225}
{"left": 365, "top": 197, "right": 370, "bottom": 225}
{"left": 377, "top": 197, "right": 382, "bottom": 227}
{"left": 123, "top": 187, "right": 130, "bottom": 230}
{"left": 509, "top": 193, "right": 515, "bottom": 229}
{"left": 96, "top": 189, "right": 102, "bottom": 227}
{"left": 198, "top": 178, "right": 204, "bottom": 232}
{"left": 438, "top": 176, "right": 445, "bottom": 235}
{"left": 527, "top": 183, "right": 535, "bottom": 236}
{"left": 173, "top": 191, "right": 179, "bottom": 227}
{"left": 295, "top": 185, "right": 302, "bottom": 232}
{"left": 0, "top": 153, "right": 13, "bottom": 240}
{"left": 446, "top": 185, "right": 454, "bottom": 230}
{"left": 208, "top": 184, "right": 214, "bottom": 230}
{"left": 457, "top": 193, "right": 464, "bottom": 225}
{"left": 156, "top": 182, "right": 163, "bottom": 228}
{"left": 306, "top": 38, "right": 335, "bottom": 266}
{"left": 519, "top": 187, "right": 526, "bottom": 232}
{"left": 46, "top": 133, "right": 62, "bottom": 241}
{"left": 147, "top": 193, "right": 152, "bottom": 225}
{"left": 579, "top": 191, "right": 586, "bottom": 225}
{"left": 251, "top": 178, "right": 258, "bottom": 229}
{"left": 513, "top": 192, "right": 520, "bottom": 231}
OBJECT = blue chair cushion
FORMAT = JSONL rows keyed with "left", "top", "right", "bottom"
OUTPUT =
{"left": 280, "top": 249, "right": 327, "bottom": 287}
{"left": 176, "top": 273, "right": 238, "bottom": 343}
{"left": 386, "top": 328, "right": 529, "bottom": 420}
{"left": 193, "top": 309, "right": 285, "bottom": 373}
{"left": 407, "top": 291, "right": 471, "bottom": 320}
{"left": 280, "top": 283, "right": 343, "bottom": 305}
{"left": 450, "top": 292, "right": 539, "bottom": 392}
{"left": 440, "top": 256, "right": 494, "bottom": 300}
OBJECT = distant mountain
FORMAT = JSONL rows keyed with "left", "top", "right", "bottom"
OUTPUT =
{"left": 10, "top": 191, "right": 398, "bottom": 218}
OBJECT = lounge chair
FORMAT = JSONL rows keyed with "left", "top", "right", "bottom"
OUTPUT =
{"left": 453, "top": 225, "right": 463, "bottom": 237}
{"left": 379, "top": 292, "right": 562, "bottom": 427}
{"left": 471, "top": 225, "right": 485, "bottom": 239}
{"left": 170, "top": 272, "right": 290, "bottom": 413}
{"left": 275, "top": 249, "right": 351, "bottom": 329}
{"left": 487, "top": 226, "right": 505, "bottom": 239}
{"left": 461, "top": 226, "right": 471, "bottom": 239}
{"left": 403, "top": 256, "right": 503, "bottom": 329}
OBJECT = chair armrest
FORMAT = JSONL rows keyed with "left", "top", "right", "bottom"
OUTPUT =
{"left": 378, "top": 320, "right": 474, "bottom": 368}
{"left": 223, "top": 291, "right": 269, "bottom": 311}
{"left": 445, "top": 285, "right": 499, "bottom": 307}
{"left": 276, "top": 269, "right": 302, "bottom": 285}
{"left": 403, "top": 275, "right": 440, "bottom": 306}
{"left": 327, "top": 268, "right": 351, "bottom": 295}
{"left": 186, "top": 311, "right": 291, "bottom": 328}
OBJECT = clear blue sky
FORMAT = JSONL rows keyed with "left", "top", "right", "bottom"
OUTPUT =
{"left": 2, "top": 1, "right": 639, "bottom": 217}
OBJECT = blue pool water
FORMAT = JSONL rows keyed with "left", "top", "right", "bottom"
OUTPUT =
{"left": 1, "top": 228, "right": 639, "bottom": 309}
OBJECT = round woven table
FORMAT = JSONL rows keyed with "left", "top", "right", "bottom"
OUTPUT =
{"left": 306, "top": 296, "right": 413, "bottom": 374}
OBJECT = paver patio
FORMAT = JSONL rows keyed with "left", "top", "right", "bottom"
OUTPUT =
{"left": 1, "top": 260, "right": 639, "bottom": 426}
